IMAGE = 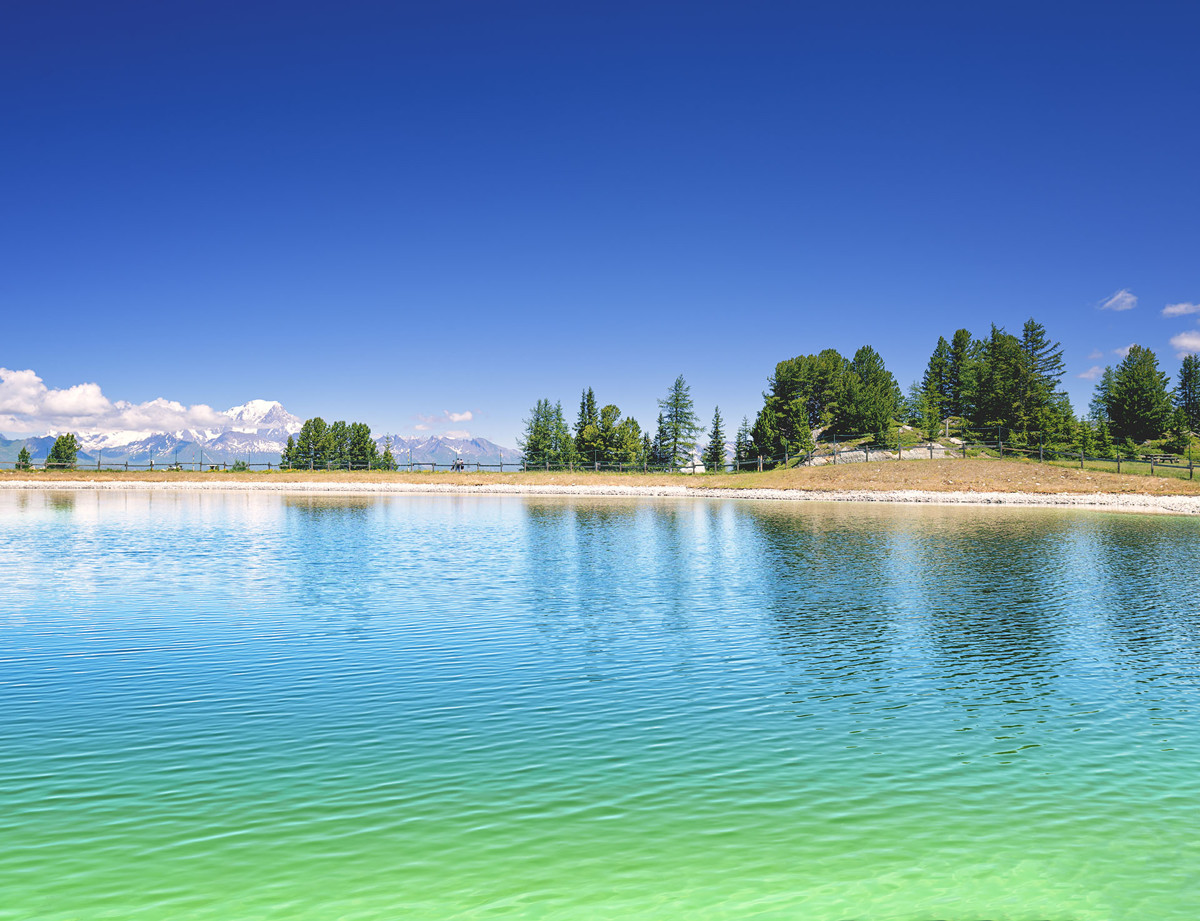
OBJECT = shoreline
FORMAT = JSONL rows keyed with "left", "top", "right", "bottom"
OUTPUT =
{"left": 2, "top": 478, "right": 1199, "bottom": 515}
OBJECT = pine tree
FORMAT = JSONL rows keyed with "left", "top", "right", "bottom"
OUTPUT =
{"left": 921, "top": 336, "right": 953, "bottom": 421}
{"left": 575, "top": 388, "right": 598, "bottom": 450}
{"left": 16, "top": 445, "right": 32, "bottom": 470}
{"left": 837, "top": 345, "right": 901, "bottom": 442}
{"left": 946, "top": 328, "right": 980, "bottom": 421}
{"left": 1018, "top": 318, "right": 1068, "bottom": 436}
{"left": 734, "top": 416, "right": 753, "bottom": 468}
{"left": 650, "top": 413, "right": 670, "bottom": 469}
{"left": 520, "top": 399, "right": 574, "bottom": 467}
{"left": 1176, "top": 354, "right": 1200, "bottom": 432}
{"left": 703, "top": 407, "right": 726, "bottom": 472}
{"left": 348, "top": 422, "right": 378, "bottom": 470}
{"left": 47, "top": 433, "right": 79, "bottom": 469}
{"left": 282, "top": 435, "right": 296, "bottom": 468}
{"left": 380, "top": 436, "right": 397, "bottom": 471}
{"left": 1105, "top": 345, "right": 1173, "bottom": 443}
{"left": 658, "top": 375, "right": 701, "bottom": 469}
{"left": 295, "top": 418, "right": 328, "bottom": 469}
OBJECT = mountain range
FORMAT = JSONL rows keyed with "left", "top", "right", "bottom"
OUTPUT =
{"left": 0, "top": 400, "right": 522, "bottom": 467}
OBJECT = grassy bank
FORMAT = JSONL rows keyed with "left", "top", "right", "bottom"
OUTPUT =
{"left": 4, "top": 458, "right": 1199, "bottom": 496}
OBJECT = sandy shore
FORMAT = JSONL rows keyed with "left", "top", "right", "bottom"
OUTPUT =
{"left": 3, "top": 477, "right": 1199, "bottom": 515}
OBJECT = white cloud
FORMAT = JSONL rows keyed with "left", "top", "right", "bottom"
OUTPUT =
{"left": 0, "top": 367, "right": 228, "bottom": 436}
{"left": 1087, "top": 349, "right": 1104, "bottom": 360}
{"left": 1170, "top": 330, "right": 1200, "bottom": 357}
{"left": 1077, "top": 366, "right": 1104, "bottom": 380}
{"left": 1099, "top": 289, "right": 1138, "bottom": 311}
{"left": 1163, "top": 302, "right": 1200, "bottom": 318}
{"left": 443, "top": 430, "right": 471, "bottom": 440}
{"left": 445, "top": 410, "right": 473, "bottom": 423}
{"left": 1114, "top": 343, "right": 1136, "bottom": 358}
{"left": 413, "top": 423, "right": 431, "bottom": 431}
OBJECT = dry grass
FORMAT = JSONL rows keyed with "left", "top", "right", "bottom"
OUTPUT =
{"left": 3, "top": 458, "right": 1199, "bottom": 495}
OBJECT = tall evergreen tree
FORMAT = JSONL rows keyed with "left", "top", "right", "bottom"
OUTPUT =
{"left": 380, "top": 436, "right": 396, "bottom": 471}
{"left": 649, "top": 413, "right": 670, "bottom": 469}
{"left": 295, "top": 417, "right": 328, "bottom": 469}
{"left": 734, "top": 416, "right": 753, "bottom": 468}
{"left": 703, "top": 407, "right": 726, "bottom": 472}
{"left": 921, "top": 336, "right": 953, "bottom": 420}
{"left": 1102, "top": 345, "right": 1173, "bottom": 443}
{"left": 1176, "top": 353, "right": 1200, "bottom": 432}
{"left": 47, "top": 433, "right": 79, "bottom": 469}
{"left": 282, "top": 435, "right": 296, "bottom": 468}
{"left": 347, "top": 422, "right": 378, "bottom": 470}
{"left": 1017, "top": 318, "right": 1068, "bottom": 436}
{"left": 837, "top": 345, "right": 901, "bottom": 442}
{"left": 657, "top": 375, "right": 702, "bottom": 469}
{"left": 574, "top": 388, "right": 599, "bottom": 457}
{"left": 16, "top": 445, "right": 32, "bottom": 470}
{"left": 971, "top": 326, "right": 1024, "bottom": 437}
{"left": 519, "top": 399, "right": 574, "bottom": 467}
{"left": 946, "top": 328, "right": 980, "bottom": 420}
{"left": 324, "top": 421, "right": 350, "bottom": 469}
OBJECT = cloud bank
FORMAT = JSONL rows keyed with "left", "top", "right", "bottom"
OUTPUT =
{"left": 1163, "top": 302, "right": 1200, "bottom": 318}
{"left": 1077, "top": 366, "right": 1104, "bottom": 381}
{"left": 0, "top": 367, "right": 227, "bottom": 436}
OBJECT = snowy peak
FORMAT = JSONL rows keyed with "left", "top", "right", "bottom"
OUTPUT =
{"left": 223, "top": 400, "right": 302, "bottom": 434}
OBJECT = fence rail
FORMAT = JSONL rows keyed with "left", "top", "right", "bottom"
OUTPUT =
{"left": 2, "top": 439, "right": 1194, "bottom": 479}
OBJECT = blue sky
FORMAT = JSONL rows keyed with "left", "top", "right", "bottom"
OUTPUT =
{"left": 3, "top": 1, "right": 1199, "bottom": 444}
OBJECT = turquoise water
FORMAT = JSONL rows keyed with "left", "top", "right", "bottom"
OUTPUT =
{"left": 2, "top": 490, "right": 1199, "bottom": 920}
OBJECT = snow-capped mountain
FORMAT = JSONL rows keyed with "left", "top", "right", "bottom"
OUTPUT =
{"left": 224, "top": 400, "right": 303, "bottom": 434}
{"left": 2, "top": 400, "right": 520, "bottom": 466}
{"left": 66, "top": 400, "right": 303, "bottom": 460}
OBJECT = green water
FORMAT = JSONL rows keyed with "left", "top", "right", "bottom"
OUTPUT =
{"left": 2, "top": 490, "right": 1198, "bottom": 919}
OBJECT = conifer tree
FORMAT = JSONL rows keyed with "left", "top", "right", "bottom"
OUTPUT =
{"left": 575, "top": 388, "right": 598, "bottom": 449}
{"left": 16, "top": 445, "right": 32, "bottom": 470}
{"left": 838, "top": 345, "right": 901, "bottom": 442}
{"left": 658, "top": 376, "right": 701, "bottom": 469}
{"left": 282, "top": 435, "right": 296, "bottom": 468}
{"left": 348, "top": 422, "right": 378, "bottom": 470}
{"left": 1103, "top": 345, "right": 1173, "bottom": 443}
{"left": 734, "top": 416, "right": 753, "bottom": 468}
{"left": 703, "top": 407, "right": 726, "bottom": 472}
{"left": 946, "top": 328, "right": 980, "bottom": 421}
{"left": 380, "top": 436, "right": 396, "bottom": 472}
{"left": 1176, "top": 354, "right": 1200, "bottom": 432}
{"left": 921, "top": 337, "right": 953, "bottom": 420}
{"left": 47, "top": 434, "right": 79, "bottom": 469}
{"left": 295, "top": 417, "right": 328, "bottom": 469}
{"left": 650, "top": 413, "right": 670, "bottom": 469}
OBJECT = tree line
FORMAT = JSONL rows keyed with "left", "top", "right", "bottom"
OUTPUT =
{"left": 282, "top": 418, "right": 396, "bottom": 470}
{"left": 524, "top": 318, "right": 1199, "bottom": 472}
{"left": 521, "top": 375, "right": 724, "bottom": 470}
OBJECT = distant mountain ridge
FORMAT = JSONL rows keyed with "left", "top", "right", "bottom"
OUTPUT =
{"left": 0, "top": 400, "right": 521, "bottom": 467}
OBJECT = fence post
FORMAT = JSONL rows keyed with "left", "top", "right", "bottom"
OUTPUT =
{"left": 1190, "top": 460, "right": 1194, "bottom": 480}
{"left": 1117, "top": 455, "right": 1121, "bottom": 474}
{"left": 757, "top": 455, "right": 763, "bottom": 472}
{"left": 1151, "top": 458, "right": 1156, "bottom": 476}
{"left": 1080, "top": 450, "right": 1084, "bottom": 469}
{"left": 1039, "top": 441, "right": 1043, "bottom": 463}
{"left": 98, "top": 451, "right": 101, "bottom": 472}
{"left": 928, "top": 443, "right": 933, "bottom": 460}
{"left": 962, "top": 441, "right": 967, "bottom": 458}
{"left": 999, "top": 440, "right": 1003, "bottom": 458}
{"left": 545, "top": 460, "right": 549, "bottom": 472}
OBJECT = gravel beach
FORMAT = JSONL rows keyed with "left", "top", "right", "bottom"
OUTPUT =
{"left": 3, "top": 478, "right": 1199, "bottom": 515}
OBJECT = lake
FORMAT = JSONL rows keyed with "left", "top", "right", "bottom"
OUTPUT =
{"left": 2, "top": 489, "right": 1198, "bottom": 919}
